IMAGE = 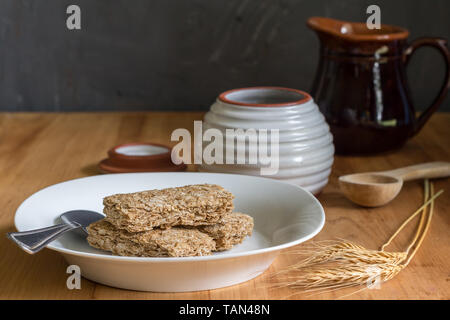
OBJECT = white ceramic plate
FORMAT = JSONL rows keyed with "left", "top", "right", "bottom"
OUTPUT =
{"left": 14, "top": 172, "right": 325, "bottom": 292}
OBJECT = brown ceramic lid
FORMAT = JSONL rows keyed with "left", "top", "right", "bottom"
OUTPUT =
{"left": 98, "top": 142, "right": 186, "bottom": 173}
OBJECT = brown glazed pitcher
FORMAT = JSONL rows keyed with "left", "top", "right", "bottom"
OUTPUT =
{"left": 307, "top": 17, "right": 450, "bottom": 155}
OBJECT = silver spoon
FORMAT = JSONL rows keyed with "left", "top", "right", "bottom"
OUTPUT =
{"left": 7, "top": 210, "right": 104, "bottom": 254}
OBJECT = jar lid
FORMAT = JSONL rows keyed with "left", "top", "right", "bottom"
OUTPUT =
{"left": 98, "top": 142, "right": 186, "bottom": 173}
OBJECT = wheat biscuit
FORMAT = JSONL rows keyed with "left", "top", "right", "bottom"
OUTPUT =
{"left": 103, "top": 184, "right": 234, "bottom": 232}
{"left": 87, "top": 219, "right": 216, "bottom": 257}
{"left": 199, "top": 212, "right": 254, "bottom": 251}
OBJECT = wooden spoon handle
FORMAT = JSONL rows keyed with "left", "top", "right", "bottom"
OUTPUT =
{"left": 382, "top": 161, "right": 450, "bottom": 182}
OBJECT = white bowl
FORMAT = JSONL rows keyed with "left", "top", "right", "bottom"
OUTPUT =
{"left": 201, "top": 87, "right": 334, "bottom": 194}
{"left": 14, "top": 172, "right": 325, "bottom": 292}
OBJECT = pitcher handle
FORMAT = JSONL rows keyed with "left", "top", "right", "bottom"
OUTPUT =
{"left": 403, "top": 37, "right": 450, "bottom": 136}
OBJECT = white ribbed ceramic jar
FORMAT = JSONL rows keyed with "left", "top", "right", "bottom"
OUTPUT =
{"left": 200, "top": 87, "right": 334, "bottom": 194}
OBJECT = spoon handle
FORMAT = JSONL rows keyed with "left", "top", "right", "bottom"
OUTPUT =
{"left": 7, "top": 223, "right": 78, "bottom": 254}
{"left": 382, "top": 161, "right": 450, "bottom": 181}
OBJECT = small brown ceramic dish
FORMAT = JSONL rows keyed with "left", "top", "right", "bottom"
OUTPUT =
{"left": 98, "top": 142, "right": 186, "bottom": 173}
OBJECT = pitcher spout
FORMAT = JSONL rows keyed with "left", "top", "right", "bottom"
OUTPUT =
{"left": 307, "top": 17, "right": 409, "bottom": 55}
{"left": 307, "top": 17, "right": 409, "bottom": 41}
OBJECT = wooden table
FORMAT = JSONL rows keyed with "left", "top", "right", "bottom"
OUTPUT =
{"left": 0, "top": 112, "right": 449, "bottom": 300}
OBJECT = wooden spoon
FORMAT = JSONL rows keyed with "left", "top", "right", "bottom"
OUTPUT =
{"left": 339, "top": 161, "right": 450, "bottom": 207}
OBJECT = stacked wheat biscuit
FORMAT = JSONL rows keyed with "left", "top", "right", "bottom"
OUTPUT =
{"left": 86, "top": 184, "right": 253, "bottom": 257}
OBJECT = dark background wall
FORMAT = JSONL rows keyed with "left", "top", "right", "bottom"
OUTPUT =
{"left": 0, "top": 0, "right": 449, "bottom": 111}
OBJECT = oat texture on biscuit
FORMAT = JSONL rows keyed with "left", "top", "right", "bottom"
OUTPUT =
{"left": 87, "top": 219, "right": 216, "bottom": 257}
{"left": 199, "top": 212, "right": 254, "bottom": 251}
{"left": 103, "top": 184, "right": 234, "bottom": 232}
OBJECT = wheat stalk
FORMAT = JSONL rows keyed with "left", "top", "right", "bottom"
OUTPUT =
{"left": 272, "top": 180, "right": 443, "bottom": 297}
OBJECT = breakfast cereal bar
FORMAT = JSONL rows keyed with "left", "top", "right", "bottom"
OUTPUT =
{"left": 103, "top": 184, "right": 234, "bottom": 232}
{"left": 87, "top": 219, "right": 216, "bottom": 257}
{"left": 199, "top": 212, "right": 254, "bottom": 251}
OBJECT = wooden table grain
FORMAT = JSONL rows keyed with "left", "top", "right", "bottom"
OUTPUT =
{"left": 0, "top": 112, "right": 449, "bottom": 300}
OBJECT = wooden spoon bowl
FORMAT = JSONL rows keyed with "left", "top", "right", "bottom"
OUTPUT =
{"left": 339, "top": 173, "right": 403, "bottom": 207}
{"left": 339, "top": 162, "right": 450, "bottom": 207}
